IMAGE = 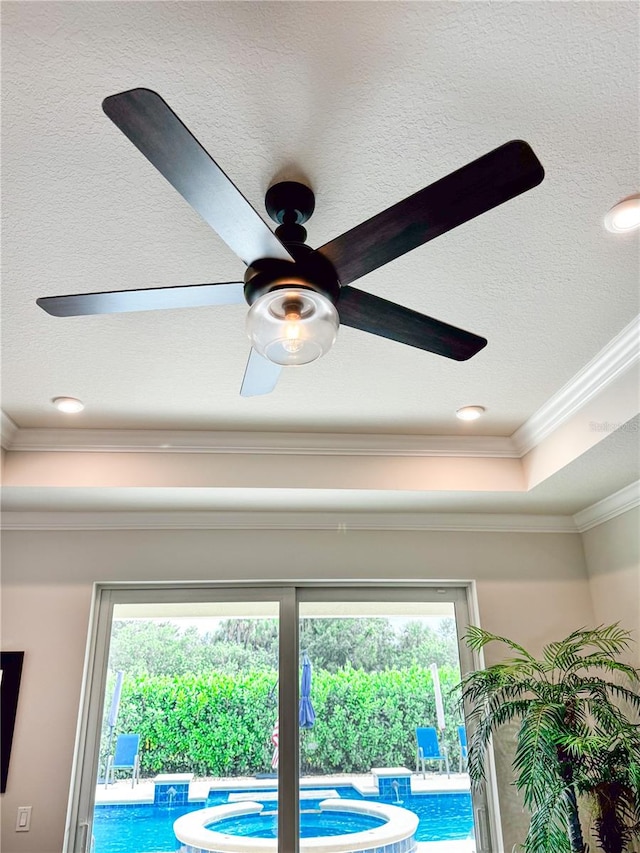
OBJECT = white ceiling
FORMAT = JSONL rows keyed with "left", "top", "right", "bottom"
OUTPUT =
{"left": 1, "top": 1, "right": 639, "bottom": 523}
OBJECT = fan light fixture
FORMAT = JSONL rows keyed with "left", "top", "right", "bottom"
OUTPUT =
{"left": 604, "top": 195, "right": 640, "bottom": 233}
{"left": 246, "top": 288, "right": 339, "bottom": 366}
{"left": 456, "top": 405, "right": 485, "bottom": 421}
{"left": 52, "top": 396, "right": 84, "bottom": 413}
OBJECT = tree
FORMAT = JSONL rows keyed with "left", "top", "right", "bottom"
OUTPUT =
{"left": 457, "top": 625, "right": 640, "bottom": 853}
{"left": 109, "top": 621, "right": 204, "bottom": 676}
{"left": 109, "top": 620, "right": 279, "bottom": 677}
{"left": 299, "top": 618, "right": 397, "bottom": 671}
{"left": 110, "top": 617, "right": 463, "bottom": 677}
{"left": 396, "top": 618, "right": 460, "bottom": 669}
{"left": 212, "top": 619, "right": 279, "bottom": 656}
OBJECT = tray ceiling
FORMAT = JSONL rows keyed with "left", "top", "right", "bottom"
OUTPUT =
{"left": 1, "top": 2, "right": 638, "bottom": 521}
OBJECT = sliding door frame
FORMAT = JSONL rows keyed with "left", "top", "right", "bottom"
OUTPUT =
{"left": 64, "top": 580, "right": 502, "bottom": 853}
{"left": 297, "top": 583, "right": 500, "bottom": 852}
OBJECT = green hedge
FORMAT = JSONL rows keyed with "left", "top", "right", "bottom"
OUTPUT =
{"left": 112, "top": 665, "right": 462, "bottom": 777}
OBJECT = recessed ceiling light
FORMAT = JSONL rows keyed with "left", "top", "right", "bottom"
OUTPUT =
{"left": 604, "top": 195, "right": 640, "bottom": 233}
{"left": 456, "top": 405, "right": 485, "bottom": 421}
{"left": 52, "top": 396, "right": 84, "bottom": 413}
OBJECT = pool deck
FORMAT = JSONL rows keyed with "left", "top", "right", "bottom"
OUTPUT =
{"left": 96, "top": 770, "right": 471, "bottom": 804}
{"left": 95, "top": 771, "right": 474, "bottom": 852}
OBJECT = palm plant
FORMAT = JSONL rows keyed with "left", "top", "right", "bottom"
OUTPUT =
{"left": 457, "top": 624, "right": 640, "bottom": 853}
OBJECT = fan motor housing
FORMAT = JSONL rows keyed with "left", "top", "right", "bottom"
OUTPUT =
{"left": 244, "top": 250, "right": 340, "bottom": 306}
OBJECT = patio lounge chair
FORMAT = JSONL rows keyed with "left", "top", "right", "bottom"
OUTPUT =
{"left": 415, "top": 726, "right": 449, "bottom": 778}
{"left": 458, "top": 724, "right": 468, "bottom": 772}
{"left": 105, "top": 733, "right": 140, "bottom": 788}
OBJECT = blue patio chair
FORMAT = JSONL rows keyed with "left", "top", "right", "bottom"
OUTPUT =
{"left": 458, "top": 724, "right": 468, "bottom": 772}
{"left": 105, "top": 733, "right": 140, "bottom": 788}
{"left": 415, "top": 726, "right": 449, "bottom": 778}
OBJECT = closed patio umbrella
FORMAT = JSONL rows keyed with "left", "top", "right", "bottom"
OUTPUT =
{"left": 271, "top": 653, "right": 315, "bottom": 769}
{"left": 299, "top": 651, "right": 315, "bottom": 729}
{"left": 104, "top": 670, "right": 124, "bottom": 782}
{"left": 108, "top": 670, "right": 124, "bottom": 731}
{"left": 430, "top": 663, "right": 450, "bottom": 776}
{"left": 429, "top": 663, "right": 445, "bottom": 731}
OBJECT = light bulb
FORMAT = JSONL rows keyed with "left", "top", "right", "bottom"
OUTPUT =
{"left": 52, "top": 396, "right": 84, "bottom": 413}
{"left": 282, "top": 302, "right": 304, "bottom": 354}
{"left": 283, "top": 332, "right": 304, "bottom": 354}
{"left": 604, "top": 196, "right": 640, "bottom": 233}
{"left": 456, "top": 405, "right": 485, "bottom": 421}
{"left": 246, "top": 288, "right": 339, "bottom": 366}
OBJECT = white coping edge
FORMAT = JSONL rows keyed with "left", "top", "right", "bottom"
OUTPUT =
{"left": 174, "top": 802, "right": 267, "bottom": 852}
{"left": 173, "top": 798, "right": 418, "bottom": 853}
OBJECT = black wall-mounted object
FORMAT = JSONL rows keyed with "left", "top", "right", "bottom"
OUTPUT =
{"left": 1, "top": 651, "right": 25, "bottom": 792}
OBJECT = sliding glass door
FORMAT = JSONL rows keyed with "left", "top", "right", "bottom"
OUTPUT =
{"left": 66, "top": 584, "right": 496, "bottom": 853}
{"left": 296, "top": 587, "right": 492, "bottom": 852}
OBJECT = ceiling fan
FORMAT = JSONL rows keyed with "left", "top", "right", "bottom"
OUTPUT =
{"left": 37, "top": 88, "right": 544, "bottom": 396}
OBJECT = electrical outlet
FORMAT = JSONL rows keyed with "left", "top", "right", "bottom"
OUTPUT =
{"left": 16, "top": 806, "right": 32, "bottom": 831}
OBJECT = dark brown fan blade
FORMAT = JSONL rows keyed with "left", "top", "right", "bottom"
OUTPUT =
{"left": 318, "top": 140, "right": 544, "bottom": 286}
{"left": 102, "top": 89, "right": 294, "bottom": 266}
{"left": 337, "top": 286, "right": 487, "bottom": 361}
{"left": 240, "top": 348, "right": 282, "bottom": 397}
{"left": 37, "top": 282, "right": 246, "bottom": 317}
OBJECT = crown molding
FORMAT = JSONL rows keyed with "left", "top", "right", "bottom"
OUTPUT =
{"left": 3, "top": 319, "right": 638, "bottom": 459}
{"left": 2, "top": 317, "right": 637, "bottom": 465}
{"left": 512, "top": 314, "right": 640, "bottom": 456}
{"left": 1, "top": 411, "right": 18, "bottom": 449}
{"left": 3, "top": 485, "right": 637, "bottom": 530}
{"left": 573, "top": 479, "right": 640, "bottom": 533}
{"left": 0, "top": 426, "right": 517, "bottom": 458}
{"left": 0, "top": 510, "right": 577, "bottom": 532}
{"left": 5, "top": 480, "right": 636, "bottom": 532}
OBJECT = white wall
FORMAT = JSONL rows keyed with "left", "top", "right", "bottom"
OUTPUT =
{"left": 1, "top": 528, "right": 593, "bottom": 853}
{"left": 582, "top": 506, "right": 640, "bottom": 664}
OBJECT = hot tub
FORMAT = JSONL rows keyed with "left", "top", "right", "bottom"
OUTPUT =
{"left": 174, "top": 798, "right": 418, "bottom": 853}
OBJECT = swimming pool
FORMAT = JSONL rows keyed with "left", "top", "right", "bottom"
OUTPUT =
{"left": 92, "top": 786, "right": 473, "bottom": 853}
{"left": 217, "top": 785, "right": 474, "bottom": 842}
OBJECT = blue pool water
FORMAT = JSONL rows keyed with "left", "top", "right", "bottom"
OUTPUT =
{"left": 211, "top": 809, "right": 386, "bottom": 839}
{"left": 92, "top": 786, "right": 474, "bottom": 853}
{"left": 335, "top": 786, "right": 474, "bottom": 842}
{"left": 92, "top": 803, "right": 205, "bottom": 853}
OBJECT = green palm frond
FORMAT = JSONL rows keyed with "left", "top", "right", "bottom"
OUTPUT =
{"left": 543, "top": 631, "right": 586, "bottom": 672}
{"left": 580, "top": 624, "right": 635, "bottom": 654}
{"left": 525, "top": 783, "right": 574, "bottom": 853}
{"left": 586, "top": 695, "right": 640, "bottom": 742}
{"left": 556, "top": 729, "right": 611, "bottom": 759}
{"left": 629, "top": 761, "right": 640, "bottom": 793}
{"left": 458, "top": 672, "right": 541, "bottom": 711}
{"left": 463, "top": 627, "right": 546, "bottom": 671}
{"left": 563, "top": 673, "right": 640, "bottom": 702}
{"left": 564, "top": 653, "right": 640, "bottom": 681}
{"left": 466, "top": 698, "right": 533, "bottom": 787}
{"left": 513, "top": 704, "right": 567, "bottom": 809}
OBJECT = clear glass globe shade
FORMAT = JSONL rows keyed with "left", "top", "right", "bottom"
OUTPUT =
{"left": 246, "top": 289, "right": 339, "bottom": 366}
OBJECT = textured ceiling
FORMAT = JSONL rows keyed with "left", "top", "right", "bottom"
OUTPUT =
{"left": 1, "top": 2, "right": 639, "bottom": 519}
